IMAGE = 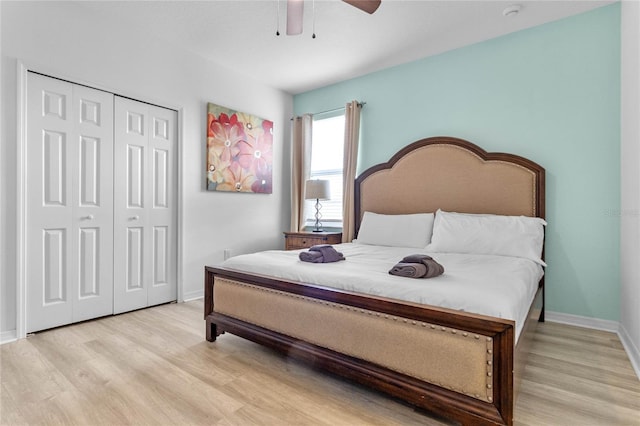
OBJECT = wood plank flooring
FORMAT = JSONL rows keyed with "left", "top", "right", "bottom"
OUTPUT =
{"left": 1, "top": 300, "right": 638, "bottom": 425}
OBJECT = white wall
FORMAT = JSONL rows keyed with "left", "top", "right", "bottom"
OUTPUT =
{"left": 620, "top": 0, "right": 640, "bottom": 376}
{"left": 0, "top": 2, "right": 293, "bottom": 337}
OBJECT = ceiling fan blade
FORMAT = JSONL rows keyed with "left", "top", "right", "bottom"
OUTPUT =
{"left": 286, "top": 0, "right": 304, "bottom": 35}
{"left": 342, "top": 0, "right": 382, "bottom": 14}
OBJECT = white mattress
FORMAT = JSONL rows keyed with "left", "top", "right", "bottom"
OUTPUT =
{"left": 221, "top": 243, "right": 544, "bottom": 342}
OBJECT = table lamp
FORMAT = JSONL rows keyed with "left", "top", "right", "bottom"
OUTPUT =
{"left": 305, "top": 179, "right": 331, "bottom": 232}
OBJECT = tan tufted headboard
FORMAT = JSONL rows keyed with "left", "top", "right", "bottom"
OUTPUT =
{"left": 354, "top": 136, "right": 545, "bottom": 238}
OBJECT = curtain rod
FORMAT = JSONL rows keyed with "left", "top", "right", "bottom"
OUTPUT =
{"left": 291, "top": 101, "right": 366, "bottom": 120}
{"left": 313, "top": 101, "right": 366, "bottom": 116}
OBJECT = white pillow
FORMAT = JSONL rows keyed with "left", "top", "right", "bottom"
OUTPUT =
{"left": 428, "top": 209, "right": 547, "bottom": 265}
{"left": 356, "top": 212, "right": 435, "bottom": 248}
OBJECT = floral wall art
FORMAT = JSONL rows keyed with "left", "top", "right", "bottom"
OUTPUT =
{"left": 206, "top": 103, "right": 273, "bottom": 193}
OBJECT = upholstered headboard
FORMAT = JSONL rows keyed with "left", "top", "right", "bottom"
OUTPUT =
{"left": 354, "top": 136, "right": 545, "bottom": 237}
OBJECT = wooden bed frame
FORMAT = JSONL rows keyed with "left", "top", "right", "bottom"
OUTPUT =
{"left": 204, "top": 136, "right": 545, "bottom": 425}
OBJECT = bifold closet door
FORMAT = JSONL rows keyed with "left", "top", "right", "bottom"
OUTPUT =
{"left": 113, "top": 97, "right": 177, "bottom": 314}
{"left": 26, "top": 73, "right": 114, "bottom": 332}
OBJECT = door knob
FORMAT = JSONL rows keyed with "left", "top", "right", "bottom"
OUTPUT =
{"left": 83, "top": 214, "right": 94, "bottom": 220}
{"left": 130, "top": 215, "right": 140, "bottom": 220}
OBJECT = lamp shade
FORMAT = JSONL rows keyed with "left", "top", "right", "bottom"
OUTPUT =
{"left": 305, "top": 179, "right": 330, "bottom": 200}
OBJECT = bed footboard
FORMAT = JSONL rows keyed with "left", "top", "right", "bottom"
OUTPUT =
{"left": 205, "top": 266, "right": 516, "bottom": 426}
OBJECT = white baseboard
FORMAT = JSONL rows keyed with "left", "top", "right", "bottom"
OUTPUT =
{"left": 618, "top": 324, "right": 640, "bottom": 380}
{"left": 545, "top": 310, "right": 619, "bottom": 333}
{"left": 183, "top": 289, "right": 203, "bottom": 302}
{"left": 546, "top": 310, "right": 639, "bottom": 380}
{"left": 0, "top": 330, "right": 17, "bottom": 345}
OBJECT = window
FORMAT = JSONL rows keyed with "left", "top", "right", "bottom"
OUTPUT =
{"left": 305, "top": 113, "right": 345, "bottom": 228}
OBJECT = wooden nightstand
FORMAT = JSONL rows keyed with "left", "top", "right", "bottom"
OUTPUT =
{"left": 283, "top": 231, "right": 342, "bottom": 250}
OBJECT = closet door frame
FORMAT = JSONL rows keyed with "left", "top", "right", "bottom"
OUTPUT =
{"left": 15, "top": 61, "right": 184, "bottom": 339}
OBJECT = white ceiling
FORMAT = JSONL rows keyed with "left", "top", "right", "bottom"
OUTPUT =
{"left": 77, "top": 0, "right": 613, "bottom": 94}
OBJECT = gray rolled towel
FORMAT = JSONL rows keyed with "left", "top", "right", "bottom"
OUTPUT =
{"left": 422, "top": 258, "right": 445, "bottom": 278}
{"left": 308, "top": 244, "right": 345, "bottom": 263}
{"left": 389, "top": 262, "right": 428, "bottom": 278}
{"left": 402, "top": 254, "right": 433, "bottom": 263}
{"left": 299, "top": 251, "right": 324, "bottom": 263}
{"left": 397, "top": 254, "right": 445, "bottom": 278}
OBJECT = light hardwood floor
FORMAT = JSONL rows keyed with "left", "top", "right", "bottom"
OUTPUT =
{"left": 1, "top": 300, "right": 638, "bottom": 425}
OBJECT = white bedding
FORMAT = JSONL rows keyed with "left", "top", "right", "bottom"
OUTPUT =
{"left": 221, "top": 243, "right": 544, "bottom": 342}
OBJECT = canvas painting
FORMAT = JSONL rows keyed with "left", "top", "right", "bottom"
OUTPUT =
{"left": 206, "top": 103, "right": 273, "bottom": 193}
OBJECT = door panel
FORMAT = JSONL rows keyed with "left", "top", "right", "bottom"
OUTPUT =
{"left": 80, "top": 99, "right": 101, "bottom": 126}
{"left": 79, "top": 136, "right": 100, "bottom": 206}
{"left": 27, "top": 74, "right": 75, "bottom": 332}
{"left": 153, "top": 148, "right": 168, "bottom": 208}
{"left": 43, "top": 130, "right": 67, "bottom": 205}
{"left": 71, "top": 84, "right": 114, "bottom": 323}
{"left": 43, "top": 89, "right": 67, "bottom": 119}
{"left": 78, "top": 227, "right": 99, "bottom": 297}
{"left": 114, "top": 97, "right": 177, "bottom": 314}
{"left": 153, "top": 226, "right": 168, "bottom": 285}
{"left": 43, "top": 228, "right": 67, "bottom": 304}
{"left": 146, "top": 105, "right": 177, "bottom": 306}
{"left": 127, "top": 145, "right": 145, "bottom": 208}
{"left": 26, "top": 73, "right": 114, "bottom": 331}
{"left": 114, "top": 98, "right": 149, "bottom": 313}
{"left": 126, "top": 227, "right": 144, "bottom": 290}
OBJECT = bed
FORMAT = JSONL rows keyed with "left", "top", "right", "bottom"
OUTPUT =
{"left": 204, "top": 136, "right": 546, "bottom": 425}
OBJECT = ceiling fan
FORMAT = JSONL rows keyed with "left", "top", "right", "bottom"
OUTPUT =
{"left": 283, "top": 0, "right": 382, "bottom": 36}
{"left": 342, "top": 0, "right": 382, "bottom": 14}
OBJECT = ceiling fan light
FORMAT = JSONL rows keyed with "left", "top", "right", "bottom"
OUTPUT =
{"left": 286, "top": 0, "right": 304, "bottom": 35}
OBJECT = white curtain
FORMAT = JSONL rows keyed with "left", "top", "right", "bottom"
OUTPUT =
{"left": 341, "top": 101, "right": 362, "bottom": 242}
{"left": 290, "top": 115, "right": 313, "bottom": 231}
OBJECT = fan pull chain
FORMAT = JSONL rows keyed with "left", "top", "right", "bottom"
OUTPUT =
{"left": 276, "top": 0, "right": 281, "bottom": 36}
{"left": 312, "top": 0, "right": 316, "bottom": 38}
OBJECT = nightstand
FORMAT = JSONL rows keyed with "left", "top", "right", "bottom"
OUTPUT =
{"left": 283, "top": 231, "right": 342, "bottom": 250}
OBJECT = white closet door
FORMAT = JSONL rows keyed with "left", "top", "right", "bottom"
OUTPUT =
{"left": 113, "top": 97, "right": 177, "bottom": 314}
{"left": 72, "top": 84, "right": 114, "bottom": 322}
{"left": 146, "top": 105, "right": 178, "bottom": 306}
{"left": 26, "top": 73, "right": 114, "bottom": 332}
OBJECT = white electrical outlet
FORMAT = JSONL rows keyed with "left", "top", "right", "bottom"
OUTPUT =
{"left": 223, "top": 249, "right": 232, "bottom": 260}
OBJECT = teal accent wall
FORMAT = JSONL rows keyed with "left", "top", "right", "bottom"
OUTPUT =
{"left": 294, "top": 4, "right": 621, "bottom": 321}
